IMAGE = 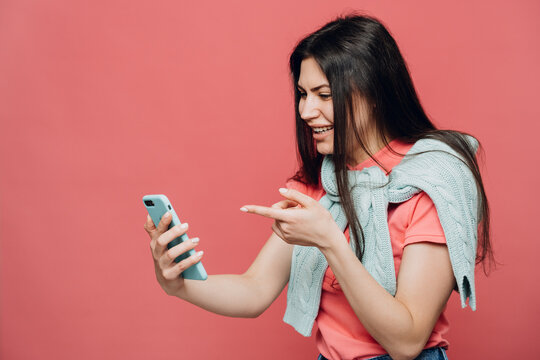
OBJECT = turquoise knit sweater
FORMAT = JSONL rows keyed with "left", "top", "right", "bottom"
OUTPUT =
{"left": 283, "top": 135, "right": 479, "bottom": 336}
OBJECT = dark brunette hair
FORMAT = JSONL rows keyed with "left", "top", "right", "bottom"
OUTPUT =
{"left": 288, "top": 13, "right": 494, "bottom": 272}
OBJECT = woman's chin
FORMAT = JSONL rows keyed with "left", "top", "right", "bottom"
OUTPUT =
{"left": 316, "top": 143, "right": 334, "bottom": 155}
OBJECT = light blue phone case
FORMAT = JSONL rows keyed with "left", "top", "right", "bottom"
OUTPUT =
{"left": 143, "top": 194, "right": 208, "bottom": 281}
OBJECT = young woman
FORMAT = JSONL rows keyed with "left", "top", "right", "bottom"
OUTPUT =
{"left": 144, "top": 14, "right": 492, "bottom": 360}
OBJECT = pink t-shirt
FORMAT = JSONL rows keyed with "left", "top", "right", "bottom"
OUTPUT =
{"left": 287, "top": 139, "right": 450, "bottom": 360}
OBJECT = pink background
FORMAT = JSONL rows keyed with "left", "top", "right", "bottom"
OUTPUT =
{"left": 1, "top": 0, "right": 539, "bottom": 358}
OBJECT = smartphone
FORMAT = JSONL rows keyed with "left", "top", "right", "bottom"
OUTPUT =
{"left": 143, "top": 194, "right": 208, "bottom": 280}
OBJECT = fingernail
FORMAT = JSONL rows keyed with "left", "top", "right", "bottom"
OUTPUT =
{"left": 164, "top": 212, "right": 171, "bottom": 218}
{"left": 279, "top": 188, "right": 288, "bottom": 194}
{"left": 191, "top": 237, "right": 199, "bottom": 244}
{"left": 240, "top": 207, "right": 248, "bottom": 212}
{"left": 180, "top": 223, "right": 188, "bottom": 229}
{"left": 197, "top": 251, "right": 204, "bottom": 257}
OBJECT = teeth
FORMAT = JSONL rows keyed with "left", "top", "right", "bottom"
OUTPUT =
{"left": 313, "top": 126, "right": 333, "bottom": 133}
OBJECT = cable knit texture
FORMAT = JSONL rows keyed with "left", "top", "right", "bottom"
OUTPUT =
{"left": 283, "top": 135, "right": 479, "bottom": 336}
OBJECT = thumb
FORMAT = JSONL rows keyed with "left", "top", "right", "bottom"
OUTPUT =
{"left": 278, "top": 188, "right": 316, "bottom": 207}
{"left": 144, "top": 214, "right": 156, "bottom": 233}
{"left": 271, "top": 199, "right": 300, "bottom": 210}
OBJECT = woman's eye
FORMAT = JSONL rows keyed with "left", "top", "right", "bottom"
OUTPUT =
{"left": 297, "top": 91, "right": 331, "bottom": 100}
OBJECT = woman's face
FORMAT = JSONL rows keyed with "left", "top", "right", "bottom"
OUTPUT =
{"left": 297, "top": 57, "right": 335, "bottom": 155}
{"left": 297, "top": 57, "right": 383, "bottom": 165}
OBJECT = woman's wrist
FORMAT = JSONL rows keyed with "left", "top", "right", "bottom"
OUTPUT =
{"left": 318, "top": 228, "right": 348, "bottom": 257}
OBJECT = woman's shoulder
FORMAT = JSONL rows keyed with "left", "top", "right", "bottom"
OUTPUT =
{"left": 390, "top": 191, "right": 446, "bottom": 245}
{"left": 285, "top": 177, "right": 324, "bottom": 200}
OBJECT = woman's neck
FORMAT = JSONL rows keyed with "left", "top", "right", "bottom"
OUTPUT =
{"left": 348, "top": 134, "right": 393, "bottom": 167}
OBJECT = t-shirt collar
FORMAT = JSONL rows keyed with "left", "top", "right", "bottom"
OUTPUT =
{"left": 346, "top": 139, "right": 414, "bottom": 175}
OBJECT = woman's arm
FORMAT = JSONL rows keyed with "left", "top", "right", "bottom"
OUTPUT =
{"left": 322, "top": 237, "right": 455, "bottom": 360}
{"left": 243, "top": 188, "right": 455, "bottom": 360}
{"left": 176, "top": 232, "right": 293, "bottom": 318}
{"left": 145, "top": 213, "right": 293, "bottom": 318}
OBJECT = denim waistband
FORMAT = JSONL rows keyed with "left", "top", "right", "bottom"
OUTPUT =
{"left": 317, "top": 346, "right": 449, "bottom": 360}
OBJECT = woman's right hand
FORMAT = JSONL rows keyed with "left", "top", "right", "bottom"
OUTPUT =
{"left": 144, "top": 212, "right": 203, "bottom": 296}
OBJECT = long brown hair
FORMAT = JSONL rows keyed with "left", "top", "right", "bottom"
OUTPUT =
{"left": 288, "top": 14, "right": 494, "bottom": 272}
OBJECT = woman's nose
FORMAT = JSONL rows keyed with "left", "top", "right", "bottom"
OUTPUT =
{"left": 299, "top": 96, "right": 320, "bottom": 120}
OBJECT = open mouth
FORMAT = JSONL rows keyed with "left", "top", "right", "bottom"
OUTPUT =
{"left": 312, "top": 126, "right": 334, "bottom": 134}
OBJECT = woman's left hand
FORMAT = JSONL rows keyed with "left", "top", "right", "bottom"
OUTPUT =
{"left": 240, "top": 188, "right": 344, "bottom": 250}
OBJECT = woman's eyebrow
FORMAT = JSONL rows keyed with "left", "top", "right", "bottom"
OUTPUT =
{"left": 297, "top": 84, "right": 331, "bottom": 91}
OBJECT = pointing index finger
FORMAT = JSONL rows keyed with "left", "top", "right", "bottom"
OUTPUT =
{"left": 240, "top": 205, "right": 290, "bottom": 221}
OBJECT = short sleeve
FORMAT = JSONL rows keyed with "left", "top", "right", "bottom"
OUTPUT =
{"left": 286, "top": 178, "right": 309, "bottom": 195}
{"left": 403, "top": 192, "right": 447, "bottom": 246}
{"left": 286, "top": 178, "right": 325, "bottom": 201}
